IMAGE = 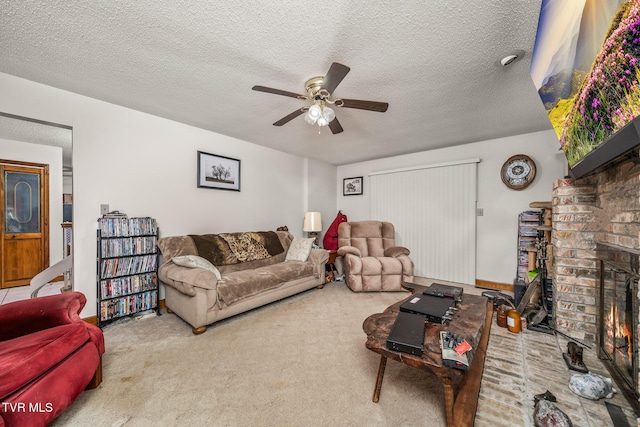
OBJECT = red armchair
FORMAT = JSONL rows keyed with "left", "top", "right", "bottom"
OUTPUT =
{"left": 0, "top": 292, "right": 105, "bottom": 427}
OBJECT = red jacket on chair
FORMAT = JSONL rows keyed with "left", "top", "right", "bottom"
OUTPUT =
{"left": 323, "top": 211, "right": 348, "bottom": 251}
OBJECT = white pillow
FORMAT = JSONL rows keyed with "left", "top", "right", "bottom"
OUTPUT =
{"left": 172, "top": 255, "right": 221, "bottom": 280}
{"left": 285, "top": 237, "right": 315, "bottom": 261}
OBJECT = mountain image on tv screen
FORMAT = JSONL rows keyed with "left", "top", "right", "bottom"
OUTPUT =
{"left": 530, "top": 0, "right": 640, "bottom": 166}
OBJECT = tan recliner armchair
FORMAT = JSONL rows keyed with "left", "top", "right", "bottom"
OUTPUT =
{"left": 337, "top": 220, "right": 414, "bottom": 291}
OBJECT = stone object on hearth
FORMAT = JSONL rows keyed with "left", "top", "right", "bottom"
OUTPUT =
{"left": 533, "top": 400, "right": 573, "bottom": 427}
{"left": 534, "top": 390, "right": 557, "bottom": 405}
{"left": 568, "top": 373, "right": 616, "bottom": 400}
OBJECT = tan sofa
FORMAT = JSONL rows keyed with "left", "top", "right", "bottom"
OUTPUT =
{"left": 158, "top": 230, "right": 329, "bottom": 334}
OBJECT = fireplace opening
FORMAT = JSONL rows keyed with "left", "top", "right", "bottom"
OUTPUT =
{"left": 597, "top": 243, "right": 640, "bottom": 413}
{"left": 602, "top": 273, "right": 635, "bottom": 384}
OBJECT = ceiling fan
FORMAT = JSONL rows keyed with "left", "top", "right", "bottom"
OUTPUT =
{"left": 252, "top": 62, "right": 389, "bottom": 134}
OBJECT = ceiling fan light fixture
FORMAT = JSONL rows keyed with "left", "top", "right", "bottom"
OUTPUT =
{"left": 317, "top": 116, "right": 329, "bottom": 127}
{"left": 252, "top": 62, "right": 388, "bottom": 135}
{"left": 308, "top": 104, "right": 322, "bottom": 119}
{"left": 322, "top": 106, "right": 335, "bottom": 122}
{"left": 304, "top": 112, "right": 317, "bottom": 125}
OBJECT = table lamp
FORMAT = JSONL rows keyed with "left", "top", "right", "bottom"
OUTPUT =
{"left": 303, "top": 212, "right": 322, "bottom": 245}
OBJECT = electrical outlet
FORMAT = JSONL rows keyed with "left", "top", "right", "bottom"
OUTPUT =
{"left": 100, "top": 204, "right": 109, "bottom": 216}
{"left": 476, "top": 208, "right": 484, "bottom": 216}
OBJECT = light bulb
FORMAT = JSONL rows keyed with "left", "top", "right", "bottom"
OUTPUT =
{"left": 317, "top": 117, "right": 328, "bottom": 127}
{"left": 308, "top": 104, "right": 322, "bottom": 120}
{"left": 322, "top": 106, "right": 335, "bottom": 122}
{"left": 304, "top": 111, "right": 317, "bottom": 125}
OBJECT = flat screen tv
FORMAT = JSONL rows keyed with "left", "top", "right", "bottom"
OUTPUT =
{"left": 530, "top": 0, "right": 640, "bottom": 178}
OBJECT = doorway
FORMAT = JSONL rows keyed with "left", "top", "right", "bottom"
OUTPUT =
{"left": 0, "top": 113, "right": 72, "bottom": 295}
{"left": 0, "top": 161, "right": 49, "bottom": 288}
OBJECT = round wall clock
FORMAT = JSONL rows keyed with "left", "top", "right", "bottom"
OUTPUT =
{"left": 501, "top": 154, "right": 536, "bottom": 190}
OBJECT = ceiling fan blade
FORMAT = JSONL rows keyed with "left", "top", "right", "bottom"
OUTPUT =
{"left": 321, "top": 63, "right": 350, "bottom": 94}
{"left": 252, "top": 85, "right": 304, "bottom": 99}
{"left": 273, "top": 109, "right": 305, "bottom": 126}
{"left": 329, "top": 117, "right": 343, "bottom": 134}
{"left": 339, "top": 98, "right": 389, "bottom": 112}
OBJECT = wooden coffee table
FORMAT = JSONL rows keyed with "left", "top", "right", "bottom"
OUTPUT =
{"left": 362, "top": 284, "right": 492, "bottom": 427}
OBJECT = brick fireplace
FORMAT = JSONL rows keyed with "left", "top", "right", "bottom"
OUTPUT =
{"left": 551, "top": 154, "right": 640, "bottom": 405}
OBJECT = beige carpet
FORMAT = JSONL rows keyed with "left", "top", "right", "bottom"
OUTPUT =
{"left": 53, "top": 279, "right": 473, "bottom": 427}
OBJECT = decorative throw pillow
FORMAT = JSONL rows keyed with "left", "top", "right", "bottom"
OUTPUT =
{"left": 172, "top": 255, "right": 221, "bottom": 280}
{"left": 285, "top": 237, "right": 315, "bottom": 262}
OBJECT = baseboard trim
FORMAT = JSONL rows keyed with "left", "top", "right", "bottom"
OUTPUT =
{"left": 475, "top": 279, "right": 513, "bottom": 292}
{"left": 83, "top": 299, "right": 166, "bottom": 326}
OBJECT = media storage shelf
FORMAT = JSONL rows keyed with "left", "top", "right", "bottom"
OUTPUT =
{"left": 97, "top": 216, "right": 159, "bottom": 327}
{"left": 516, "top": 210, "right": 542, "bottom": 281}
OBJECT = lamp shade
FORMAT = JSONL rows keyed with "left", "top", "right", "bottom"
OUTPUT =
{"left": 303, "top": 212, "right": 322, "bottom": 232}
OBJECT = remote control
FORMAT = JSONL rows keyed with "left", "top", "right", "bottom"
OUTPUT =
{"left": 439, "top": 331, "right": 470, "bottom": 371}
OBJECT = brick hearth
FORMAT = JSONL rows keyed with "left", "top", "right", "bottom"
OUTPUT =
{"left": 476, "top": 318, "right": 637, "bottom": 426}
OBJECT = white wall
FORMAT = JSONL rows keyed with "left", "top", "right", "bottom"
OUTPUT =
{"left": 337, "top": 130, "right": 567, "bottom": 285}
{"left": 0, "top": 138, "right": 64, "bottom": 263}
{"left": 305, "top": 158, "right": 337, "bottom": 243}
{"left": 63, "top": 175, "right": 72, "bottom": 194}
{"left": 0, "top": 72, "right": 334, "bottom": 317}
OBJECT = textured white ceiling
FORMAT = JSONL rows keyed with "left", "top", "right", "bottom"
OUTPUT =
{"left": 0, "top": 114, "right": 72, "bottom": 172}
{"left": 0, "top": 0, "right": 552, "bottom": 165}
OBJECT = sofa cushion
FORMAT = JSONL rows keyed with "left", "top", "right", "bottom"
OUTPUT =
{"left": 219, "top": 233, "right": 270, "bottom": 262}
{"left": 190, "top": 232, "right": 284, "bottom": 266}
{"left": 157, "top": 235, "right": 199, "bottom": 262}
{"left": 160, "top": 263, "right": 218, "bottom": 293}
{"left": 0, "top": 322, "right": 90, "bottom": 399}
{"left": 269, "top": 260, "right": 315, "bottom": 282}
{"left": 285, "top": 238, "right": 315, "bottom": 261}
{"left": 172, "top": 255, "right": 222, "bottom": 280}
{"left": 189, "top": 234, "right": 238, "bottom": 266}
{"left": 217, "top": 261, "right": 315, "bottom": 305}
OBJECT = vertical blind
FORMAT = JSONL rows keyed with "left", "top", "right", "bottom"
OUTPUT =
{"left": 370, "top": 159, "right": 479, "bottom": 285}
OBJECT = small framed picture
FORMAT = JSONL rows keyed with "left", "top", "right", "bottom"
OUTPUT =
{"left": 343, "top": 176, "right": 363, "bottom": 196}
{"left": 197, "top": 151, "right": 241, "bottom": 191}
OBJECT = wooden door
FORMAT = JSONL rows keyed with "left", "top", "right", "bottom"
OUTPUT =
{"left": 0, "top": 161, "right": 49, "bottom": 288}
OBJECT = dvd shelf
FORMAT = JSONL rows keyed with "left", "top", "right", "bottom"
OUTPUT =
{"left": 97, "top": 216, "right": 159, "bottom": 326}
{"left": 516, "top": 210, "right": 542, "bottom": 281}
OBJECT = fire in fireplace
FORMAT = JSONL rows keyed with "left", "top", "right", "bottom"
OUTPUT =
{"left": 603, "top": 277, "right": 634, "bottom": 375}
{"left": 598, "top": 243, "right": 640, "bottom": 411}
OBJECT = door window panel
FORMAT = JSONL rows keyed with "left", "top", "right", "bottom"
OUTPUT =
{"left": 4, "top": 171, "right": 40, "bottom": 234}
